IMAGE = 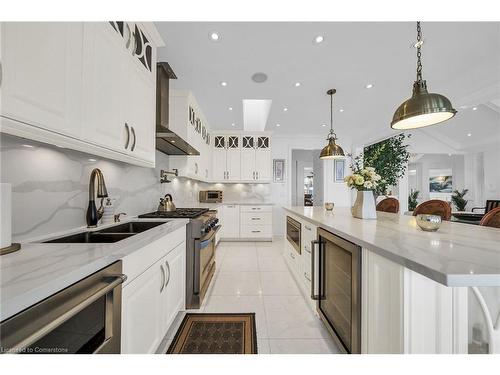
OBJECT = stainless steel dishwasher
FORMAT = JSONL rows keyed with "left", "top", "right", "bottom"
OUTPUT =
{"left": 0, "top": 261, "right": 126, "bottom": 354}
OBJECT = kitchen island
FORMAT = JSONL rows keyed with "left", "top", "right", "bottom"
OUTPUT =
{"left": 283, "top": 206, "right": 500, "bottom": 354}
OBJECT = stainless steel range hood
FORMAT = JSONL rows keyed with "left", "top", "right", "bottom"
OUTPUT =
{"left": 156, "top": 62, "right": 200, "bottom": 156}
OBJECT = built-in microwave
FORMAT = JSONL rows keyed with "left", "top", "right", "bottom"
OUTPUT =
{"left": 199, "top": 190, "right": 223, "bottom": 203}
{"left": 286, "top": 216, "right": 301, "bottom": 254}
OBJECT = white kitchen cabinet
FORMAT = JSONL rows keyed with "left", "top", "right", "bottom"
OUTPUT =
{"left": 0, "top": 22, "right": 83, "bottom": 138}
{"left": 213, "top": 135, "right": 241, "bottom": 181}
{"left": 82, "top": 22, "right": 127, "bottom": 153}
{"left": 1, "top": 21, "right": 160, "bottom": 168}
{"left": 220, "top": 204, "right": 240, "bottom": 239}
{"left": 82, "top": 22, "right": 156, "bottom": 165}
{"left": 361, "top": 249, "right": 404, "bottom": 354}
{"left": 121, "top": 258, "right": 164, "bottom": 354}
{"left": 162, "top": 242, "right": 186, "bottom": 334}
{"left": 169, "top": 90, "right": 213, "bottom": 181}
{"left": 121, "top": 226, "right": 186, "bottom": 354}
{"left": 240, "top": 135, "right": 271, "bottom": 182}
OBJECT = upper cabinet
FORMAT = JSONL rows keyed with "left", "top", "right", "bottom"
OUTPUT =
{"left": 213, "top": 132, "right": 271, "bottom": 183}
{"left": 169, "top": 90, "right": 213, "bottom": 181}
{"left": 0, "top": 23, "right": 84, "bottom": 138}
{"left": 213, "top": 135, "right": 241, "bottom": 182}
{"left": 241, "top": 135, "right": 271, "bottom": 182}
{"left": 0, "top": 22, "right": 161, "bottom": 168}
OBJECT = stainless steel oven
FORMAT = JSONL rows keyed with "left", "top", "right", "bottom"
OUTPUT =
{"left": 311, "top": 228, "right": 361, "bottom": 354}
{"left": 286, "top": 216, "right": 301, "bottom": 254}
{"left": 0, "top": 261, "right": 126, "bottom": 354}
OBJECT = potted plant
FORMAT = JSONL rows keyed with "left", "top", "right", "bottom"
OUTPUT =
{"left": 451, "top": 189, "right": 469, "bottom": 211}
{"left": 363, "top": 134, "right": 411, "bottom": 196}
{"left": 408, "top": 190, "right": 419, "bottom": 212}
{"left": 345, "top": 156, "right": 382, "bottom": 219}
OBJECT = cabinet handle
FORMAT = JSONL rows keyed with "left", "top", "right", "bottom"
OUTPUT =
{"left": 227, "top": 171, "right": 229, "bottom": 179}
{"left": 160, "top": 264, "right": 166, "bottom": 292}
{"left": 304, "top": 272, "right": 311, "bottom": 282}
{"left": 305, "top": 225, "right": 312, "bottom": 231}
{"left": 124, "top": 123, "right": 130, "bottom": 149}
{"left": 251, "top": 218, "right": 260, "bottom": 220}
{"left": 304, "top": 244, "right": 311, "bottom": 254}
{"left": 290, "top": 252, "right": 295, "bottom": 259}
{"left": 251, "top": 207, "right": 261, "bottom": 210}
{"left": 311, "top": 240, "right": 321, "bottom": 300}
{"left": 256, "top": 172, "right": 259, "bottom": 180}
{"left": 165, "top": 261, "right": 171, "bottom": 288}
{"left": 251, "top": 230, "right": 261, "bottom": 233}
{"left": 130, "top": 126, "right": 136, "bottom": 151}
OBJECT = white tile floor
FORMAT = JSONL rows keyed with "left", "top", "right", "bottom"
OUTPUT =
{"left": 159, "top": 237, "right": 340, "bottom": 354}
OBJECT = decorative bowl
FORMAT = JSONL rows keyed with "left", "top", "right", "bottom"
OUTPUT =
{"left": 415, "top": 214, "right": 442, "bottom": 232}
{"left": 325, "top": 202, "right": 334, "bottom": 211}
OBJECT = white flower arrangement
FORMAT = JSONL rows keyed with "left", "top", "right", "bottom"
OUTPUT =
{"left": 344, "top": 166, "right": 382, "bottom": 191}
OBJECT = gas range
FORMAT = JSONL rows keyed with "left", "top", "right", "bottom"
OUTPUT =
{"left": 138, "top": 208, "right": 218, "bottom": 238}
{"left": 138, "top": 208, "right": 209, "bottom": 219}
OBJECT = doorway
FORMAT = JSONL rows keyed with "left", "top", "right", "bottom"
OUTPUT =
{"left": 291, "top": 149, "right": 324, "bottom": 207}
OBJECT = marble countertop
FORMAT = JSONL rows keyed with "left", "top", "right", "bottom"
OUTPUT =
{"left": 0, "top": 217, "right": 189, "bottom": 321}
{"left": 284, "top": 206, "right": 500, "bottom": 287}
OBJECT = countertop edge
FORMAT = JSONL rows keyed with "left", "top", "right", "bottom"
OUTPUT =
{"left": 0, "top": 218, "right": 189, "bottom": 321}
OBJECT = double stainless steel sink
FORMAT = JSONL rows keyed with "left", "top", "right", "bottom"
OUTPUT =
{"left": 44, "top": 221, "right": 166, "bottom": 243}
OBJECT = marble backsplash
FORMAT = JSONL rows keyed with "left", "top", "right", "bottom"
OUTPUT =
{"left": 0, "top": 134, "right": 270, "bottom": 242}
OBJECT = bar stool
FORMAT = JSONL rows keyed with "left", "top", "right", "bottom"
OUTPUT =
{"left": 376, "top": 197, "right": 399, "bottom": 213}
{"left": 479, "top": 207, "right": 500, "bottom": 228}
{"left": 413, "top": 199, "right": 452, "bottom": 220}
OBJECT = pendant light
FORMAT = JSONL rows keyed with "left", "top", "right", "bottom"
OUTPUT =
{"left": 320, "top": 89, "right": 345, "bottom": 159}
{"left": 391, "top": 22, "right": 457, "bottom": 130}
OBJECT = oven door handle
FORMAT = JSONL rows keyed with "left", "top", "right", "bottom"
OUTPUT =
{"left": 311, "top": 240, "right": 321, "bottom": 300}
{"left": 5, "top": 274, "right": 127, "bottom": 353}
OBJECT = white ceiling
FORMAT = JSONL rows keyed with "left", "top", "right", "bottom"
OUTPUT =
{"left": 155, "top": 22, "right": 500, "bottom": 148}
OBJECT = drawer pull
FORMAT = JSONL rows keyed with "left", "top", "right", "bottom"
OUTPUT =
{"left": 251, "top": 218, "right": 261, "bottom": 220}
{"left": 251, "top": 230, "right": 261, "bottom": 233}
{"left": 251, "top": 208, "right": 261, "bottom": 210}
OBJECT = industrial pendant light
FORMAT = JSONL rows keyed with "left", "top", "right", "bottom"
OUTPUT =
{"left": 391, "top": 22, "right": 457, "bottom": 130}
{"left": 320, "top": 89, "right": 345, "bottom": 159}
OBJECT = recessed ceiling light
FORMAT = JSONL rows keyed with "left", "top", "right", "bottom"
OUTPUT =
{"left": 276, "top": 123, "right": 281, "bottom": 127}
{"left": 339, "top": 109, "right": 344, "bottom": 112}
{"left": 171, "top": 140, "right": 175, "bottom": 143}
{"left": 283, "top": 107, "right": 288, "bottom": 112}
{"left": 228, "top": 107, "right": 233, "bottom": 111}
{"left": 209, "top": 32, "right": 220, "bottom": 41}
{"left": 322, "top": 124, "right": 327, "bottom": 127}
{"left": 294, "top": 82, "right": 301, "bottom": 87}
{"left": 22, "top": 144, "right": 34, "bottom": 148}
{"left": 467, "top": 133, "right": 472, "bottom": 137}
{"left": 88, "top": 158, "right": 97, "bottom": 162}
{"left": 314, "top": 35, "right": 324, "bottom": 44}
{"left": 472, "top": 107, "right": 478, "bottom": 111}
{"left": 365, "top": 84, "right": 374, "bottom": 89}
{"left": 220, "top": 81, "right": 227, "bottom": 87}
{"left": 448, "top": 153, "right": 452, "bottom": 156}
{"left": 459, "top": 105, "right": 467, "bottom": 109}
{"left": 231, "top": 123, "right": 235, "bottom": 127}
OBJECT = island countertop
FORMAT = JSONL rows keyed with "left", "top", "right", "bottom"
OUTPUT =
{"left": 283, "top": 206, "right": 500, "bottom": 287}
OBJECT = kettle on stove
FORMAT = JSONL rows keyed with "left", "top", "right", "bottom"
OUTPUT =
{"left": 158, "top": 194, "right": 176, "bottom": 212}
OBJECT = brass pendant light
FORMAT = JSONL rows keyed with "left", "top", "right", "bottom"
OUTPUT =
{"left": 320, "top": 89, "right": 345, "bottom": 159}
{"left": 391, "top": 22, "right": 457, "bottom": 130}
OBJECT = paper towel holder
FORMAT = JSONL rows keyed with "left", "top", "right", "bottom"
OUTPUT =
{"left": 0, "top": 243, "right": 21, "bottom": 256}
